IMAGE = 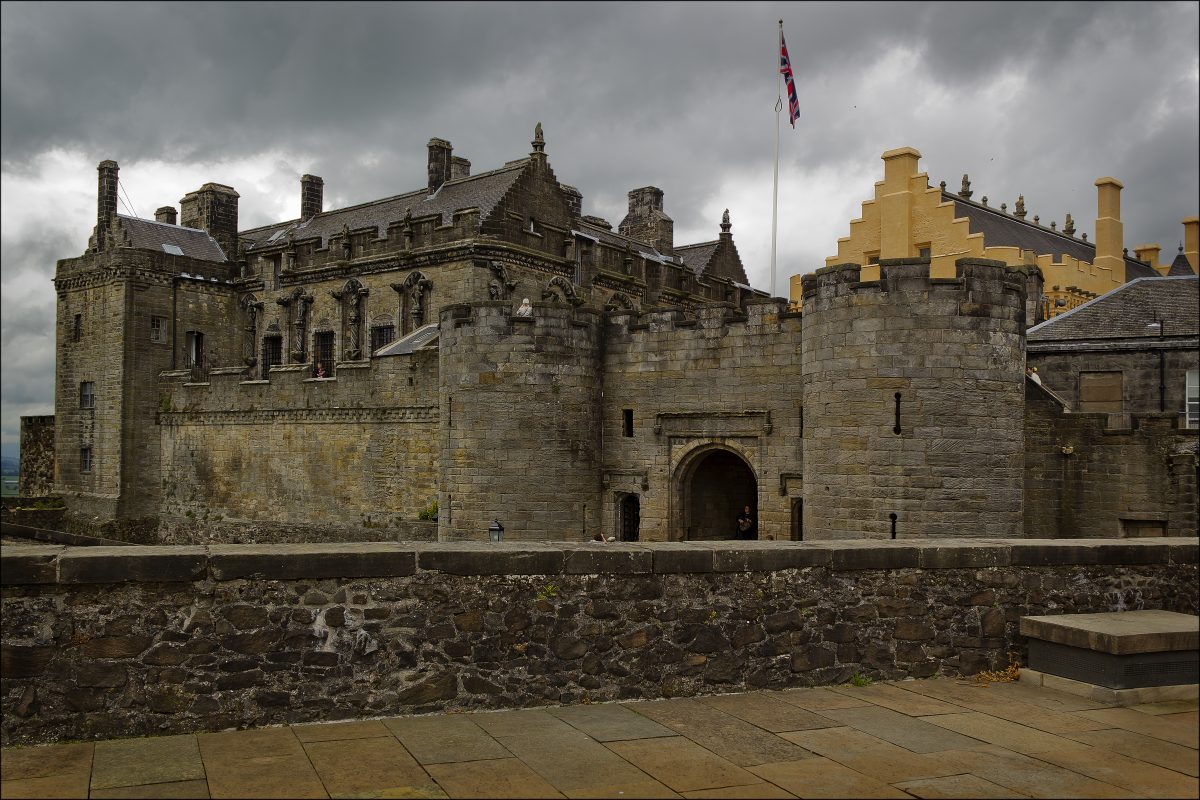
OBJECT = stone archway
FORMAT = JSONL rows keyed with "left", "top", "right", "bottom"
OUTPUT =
{"left": 678, "top": 446, "right": 757, "bottom": 540}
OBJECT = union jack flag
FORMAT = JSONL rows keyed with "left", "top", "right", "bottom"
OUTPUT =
{"left": 780, "top": 33, "right": 800, "bottom": 127}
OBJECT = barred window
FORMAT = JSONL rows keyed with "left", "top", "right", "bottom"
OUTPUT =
{"left": 370, "top": 325, "right": 395, "bottom": 353}
{"left": 262, "top": 336, "right": 283, "bottom": 377}
{"left": 80, "top": 381, "right": 95, "bottom": 409}
{"left": 314, "top": 331, "right": 334, "bottom": 377}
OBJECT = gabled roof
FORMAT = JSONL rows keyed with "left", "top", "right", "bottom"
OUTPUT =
{"left": 241, "top": 162, "right": 528, "bottom": 252}
{"left": 576, "top": 219, "right": 679, "bottom": 265}
{"left": 675, "top": 241, "right": 718, "bottom": 274}
{"left": 116, "top": 215, "right": 227, "bottom": 262}
{"left": 943, "top": 193, "right": 1156, "bottom": 280}
{"left": 1028, "top": 276, "right": 1199, "bottom": 341}
{"left": 1167, "top": 250, "right": 1197, "bottom": 277}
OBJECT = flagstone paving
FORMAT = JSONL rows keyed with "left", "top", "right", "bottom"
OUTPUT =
{"left": 2, "top": 681, "right": 1197, "bottom": 799}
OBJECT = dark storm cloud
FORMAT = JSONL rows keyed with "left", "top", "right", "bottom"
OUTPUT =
{"left": 1, "top": 1, "right": 1197, "bottom": 453}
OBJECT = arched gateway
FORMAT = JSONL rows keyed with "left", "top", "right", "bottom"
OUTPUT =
{"left": 677, "top": 445, "right": 758, "bottom": 540}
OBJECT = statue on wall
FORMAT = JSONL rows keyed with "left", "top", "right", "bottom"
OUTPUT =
{"left": 332, "top": 278, "right": 369, "bottom": 360}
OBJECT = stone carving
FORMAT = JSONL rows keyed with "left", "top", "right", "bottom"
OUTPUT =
{"left": 605, "top": 292, "right": 636, "bottom": 312}
{"left": 277, "top": 286, "right": 314, "bottom": 363}
{"left": 239, "top": 293, "right": 264, "bottom": 372}
{"left": 332, "top": 278, "right": 370, "bottom": 360}
{"left": 402, "top": 207, "right": 414, "bottom": 250}
{"left": 515, "top": 298, "right": 533, "bottom": 317}
{"left": 1063, "top": 213, "right": 1075, "bottom": 236}
{"left": 488, "top": 261, "right": 516, "bottom": 300}
{"left": 959, "top": 174, "right": 972, "bottom": 199}
{"left": 720, "top": 209, "right": 731, "bottom": 234}
{"left": 1015, "top": 195, "right": 1026, "bottom": 219}
{"left": 543, "top": 275, "right": 583, "bottom": 306}
{"left": 393, "top": 271, "right": 433, "bottom": 330}
{"left": 340, "top": 224, "right": 352, "bottom": 260}
{"left": 532, "top": 122, "right": 545, "bottom": 153}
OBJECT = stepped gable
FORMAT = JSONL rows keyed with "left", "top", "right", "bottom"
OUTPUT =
{"left": 1028, "top": 275, "right": 1199, "bottom": 341}
{"left": 944, "top": 191, "right": 1156, "bottom": 279}
{"left": 115, "top": 215, "right": 227, "bottom": 261}
{"left": 241, "top": 161, "right": 528, "bottom": 252}
{"left": 675, "top": 240, "right": 718, "bottom": 273}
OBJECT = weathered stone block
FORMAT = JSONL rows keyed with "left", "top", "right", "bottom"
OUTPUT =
{"left": 209, "top": 544, "right": 416, "bottom": 580}
{"left": 59, "top": 547, "right": 207, "bottom": 584}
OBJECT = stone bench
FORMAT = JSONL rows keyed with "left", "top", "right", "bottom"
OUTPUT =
{"left": 1019, "top": 610, "right": 1199, "bottom": 704}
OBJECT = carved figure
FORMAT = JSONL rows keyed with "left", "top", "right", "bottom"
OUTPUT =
{"left": 959, "top": 174, "right": 972, "bottom": 199}
{"left": 1015, "top": 195, "right": 1026, "bottom": 219}
{"left": 340, "top": 224, "right": 352, "bottom": 260}
{"left": 515, "top": 298, "right": 533, "bottom": 317}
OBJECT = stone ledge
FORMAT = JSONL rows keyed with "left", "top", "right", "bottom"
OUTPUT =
{"left": 1020, "top": 610, "right": 1199, "bottom": 654}
{"left": 0, "top": 537, "right": 1194, "bottom": 585}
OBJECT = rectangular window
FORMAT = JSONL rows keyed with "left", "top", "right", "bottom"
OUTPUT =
{"left": 370, "top": 325, "right": 396, "bottom": 353}
{"left": 80, "top": 446, "right": 92, "bottom": 473}
{"left": 262, "top": 336, "right": 283, "bottom": 377}
{"left": 79, "top": 381, "right": 95, "bottom": 409}
{"left": 314, "top": 331, "right": 335, "bottom": 377}
{"left": 918, "top": 245, "right": 932, "bottom": 259}
{"left": 1079, "top": 371, "right": 1123, "bottom": 413}
{"left": 1187, "top": 370, "right": 1199, "bottom": 429}
{"left": 271, "top": 254, "right": 282, "bottom": 289}
{"left": 150, "top": 315, "right": 164, "bottom": 343}
{"left": 73, "top": 313, "right": 82, "bottom": 342}
{"left": 866, "top": 253, "right": 880, "bottom": 265}
{"left": 622, "top": 409, "right": 634, "bottom": 437}
{"left": 184, "top": 331, "right": 204, "bottom": 368}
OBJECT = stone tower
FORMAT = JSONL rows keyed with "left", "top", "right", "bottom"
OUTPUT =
{"left": 800, "top": 258, "right": 1028, "bottom": 539}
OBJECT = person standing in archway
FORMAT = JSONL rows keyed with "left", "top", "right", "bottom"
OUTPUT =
{"left": 736, "top": 505, "right": 757, "bottom": 540}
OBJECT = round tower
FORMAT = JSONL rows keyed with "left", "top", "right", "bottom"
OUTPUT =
{"left": 800, "top": 258, "right": 1028, "bottom": 539}
{"left": 437, "top": 300, "right": 603, "bottom": 541}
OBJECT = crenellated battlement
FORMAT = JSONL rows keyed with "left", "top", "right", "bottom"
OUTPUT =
{"left": 802, "top": 257, "right": 1028, "bottom": 315}
{"left": 606, "top": 297, "right": 800, "bottom": 341}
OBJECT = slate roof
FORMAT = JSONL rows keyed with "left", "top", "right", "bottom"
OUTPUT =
{"left": 116, "top": 215, "right": 227, "bottom": 262}
{"left": 675, "top": 241, "right": 719, "bottom": 275}
{"left": 1027, "top": 276, "right": 1199, "bottom": 341}
{"left": 943, "top": 193, "right": 1156, "bottom": 280}
{"left": 241, "top": 162, "right": 528, "bottom": 252}
{"left": 1167, "top": 250, "right": 1197, "bottom": 276}
{"left": 576, "top": 219, "right": 680, "bottom": 265}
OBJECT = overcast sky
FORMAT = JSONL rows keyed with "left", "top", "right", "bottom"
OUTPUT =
{"left": 2, "top": 1, "right": 1198, "bottom": 457}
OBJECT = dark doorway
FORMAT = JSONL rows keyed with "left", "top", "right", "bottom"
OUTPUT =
{"left": 791, "top": 498, "right": 803, "bottom": 541}
{"left": 620, "top": 494, "right": 640, "bottom": 541}
{"left": 683, "top": 448, "right": 757, "bottom": 540}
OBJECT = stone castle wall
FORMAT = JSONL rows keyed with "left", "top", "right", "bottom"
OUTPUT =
{"left": 800, "top": 259, "right": 1028, "bottom": 539}
{"left": 18, "top": 416, "right": 55, "bottom": 497}
{"left": 2, "top": 538, "right": 1195, "bottom": 746}
{"left": 601, "top": 299, "right": 804, "bottom": 541}
{"left": 438, "top": 302, "right": 604, "bottom": 540}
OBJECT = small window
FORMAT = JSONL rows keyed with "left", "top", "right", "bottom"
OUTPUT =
{"left": 370, "top": 325, "right": 396, "bottom": 353}
{"left": 314, "top": 331, "right": 335, "bottom": 377}
{"left": 79, "top": 381, "right": 95, "bottom": 409}
{"left": 866, "top": 253, "right": 880, "bottom": 265}
{"left": 1186, "top": 370, "right": 1199, "bottom": 429}
{"left": 150, "top": 315, "right": 164, "bottom": 343}
{"left": 262, "top": 336, "right": 283, "bottom": 377}
{"left": 918, "top": 245, "right": 932, "bottom": 259}
{"left": 622, "top": 409, "right": 634, "bottom": 437}
{"left": 1079, "top": 371, "right": 1123, "bottom": 413}
{"left": 80, "top": 446, "right": 92, "bottom": 473}
{"left": 73, "top": 314, "right": 82, "bottom": 342}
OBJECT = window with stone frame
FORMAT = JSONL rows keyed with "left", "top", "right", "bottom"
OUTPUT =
{"left": 79, "top": 446, "right": 92, "bottom": 473}
{"left": 262, "top": 336, "right": 283, "bottom": 377}
{"left": 370, "top": 324, "right": 396, "bottom": 353}
{"left": 184, "top": 331, "right": 205, "bottom": 368}
{"left": 314, "top": 331, "right": 335, "bottom": 378}
{"left": 79, "top": 381, "right": 95, "bottom": 409}
{"left": 73, "top": 313, "right": 82, "bottom": 342}
{"left": 1187, "top": 370, "right": 1199, "bottom": 429}
{"left": 1078, "top": 371, "right": 1123, "bottom": 413}
{"left": 150, "top": 315, "right": 164, "bottom": 343}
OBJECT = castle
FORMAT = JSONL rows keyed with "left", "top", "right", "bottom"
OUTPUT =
{"left": 38, "top": 127, "right": 1199, "bottom": 543}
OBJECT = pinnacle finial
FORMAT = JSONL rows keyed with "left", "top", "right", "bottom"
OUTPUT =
{"left": 532, "top": 122, "right": 545, "bottom": 153}
{"left": 1015, "top": 195, "right": 1026, "bottom": 219}
{"left": 1063, "top": 213, "right": 1075, "bottom": 236}
{"left": 958, "top": 174, "right": 972, "bottom": 199}
{"left": 720, "top": 208, "right": 731, "bottom": 234}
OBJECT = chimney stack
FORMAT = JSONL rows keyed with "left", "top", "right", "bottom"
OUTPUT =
{"left": 300, "top": 174, "right": 323, "bottom": 220}
{"left": 427, "top": 138, "right": 453, "bottom": 193}
{"left": 560, "top": 184, "right": 582, "bottom": 219}
{"left": 1133, "top": 243, "right": 1163, "bottom": 274}
{"left": 180, "top": 182, "right": 240, "bottom": 261}
{"left": 618, "top": 186, "right": 674, "bottom": 255}
{"left": 1184, "top": 217, "right": 1199, "bottom": 273}
{"left": 450, "top": 156, "right": 471, "bottom": 181}
{"left": 879, "top": 147, "right": 921, "bottom": 260}
{"left": 1093, "top": 177, "right": 1124, "bottom": 282}
{"left": 95, "top": 160, "right": 119, "bottom": 252}
{"left": 155, "top": 206, "right": 177, "bottom": 225}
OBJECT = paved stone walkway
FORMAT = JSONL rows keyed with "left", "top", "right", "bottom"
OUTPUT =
{"left": 3, "top": 680, "right": 1197, "bottom": 799}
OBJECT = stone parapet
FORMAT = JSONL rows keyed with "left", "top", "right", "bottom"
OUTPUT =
{"left": 2, "top": 538, "right": 1195, "bottom": 745}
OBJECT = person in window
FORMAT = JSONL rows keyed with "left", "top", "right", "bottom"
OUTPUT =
{"left": 736, "top": 505, "right": 757, "bottom": 540}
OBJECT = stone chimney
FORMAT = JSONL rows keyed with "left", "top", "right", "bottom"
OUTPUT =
{"left": 450, "top": 156, "right": 471, "bottom": 181}
{"left": 155, "top": 206, "right": 177, "bottom": 225}
{"left": 618, "top": 186, "right": 673, "bottom": 255}
{"left": 300, "top": 174, "right": 323, "bottom": 220}
{"left": 1184, "top": 217, "right": 1199, "bottom": 273}
{"left": 560, "top": 184, "right": 582, "bottom": 219}
{"left": 427, "top": 138, "right": 453, "bottom": 193}
{"left": 1092, "top": 177, "right": 1124, "bottom": 282}
{"left": 95, "top": 160, "right": 119, "bottom": 252}
{"left": 180, "top": 182, "right": 240, "bottom": 261}
{"left": 1133, "top": 243, "right": 1162, "bottom": 272}
{"left": 879, "top": 147, "right": 921, "bottom": 260}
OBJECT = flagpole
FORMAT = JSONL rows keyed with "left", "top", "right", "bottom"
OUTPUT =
{"left": 770, "top": 19, "right": 782, "bottom": 298}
